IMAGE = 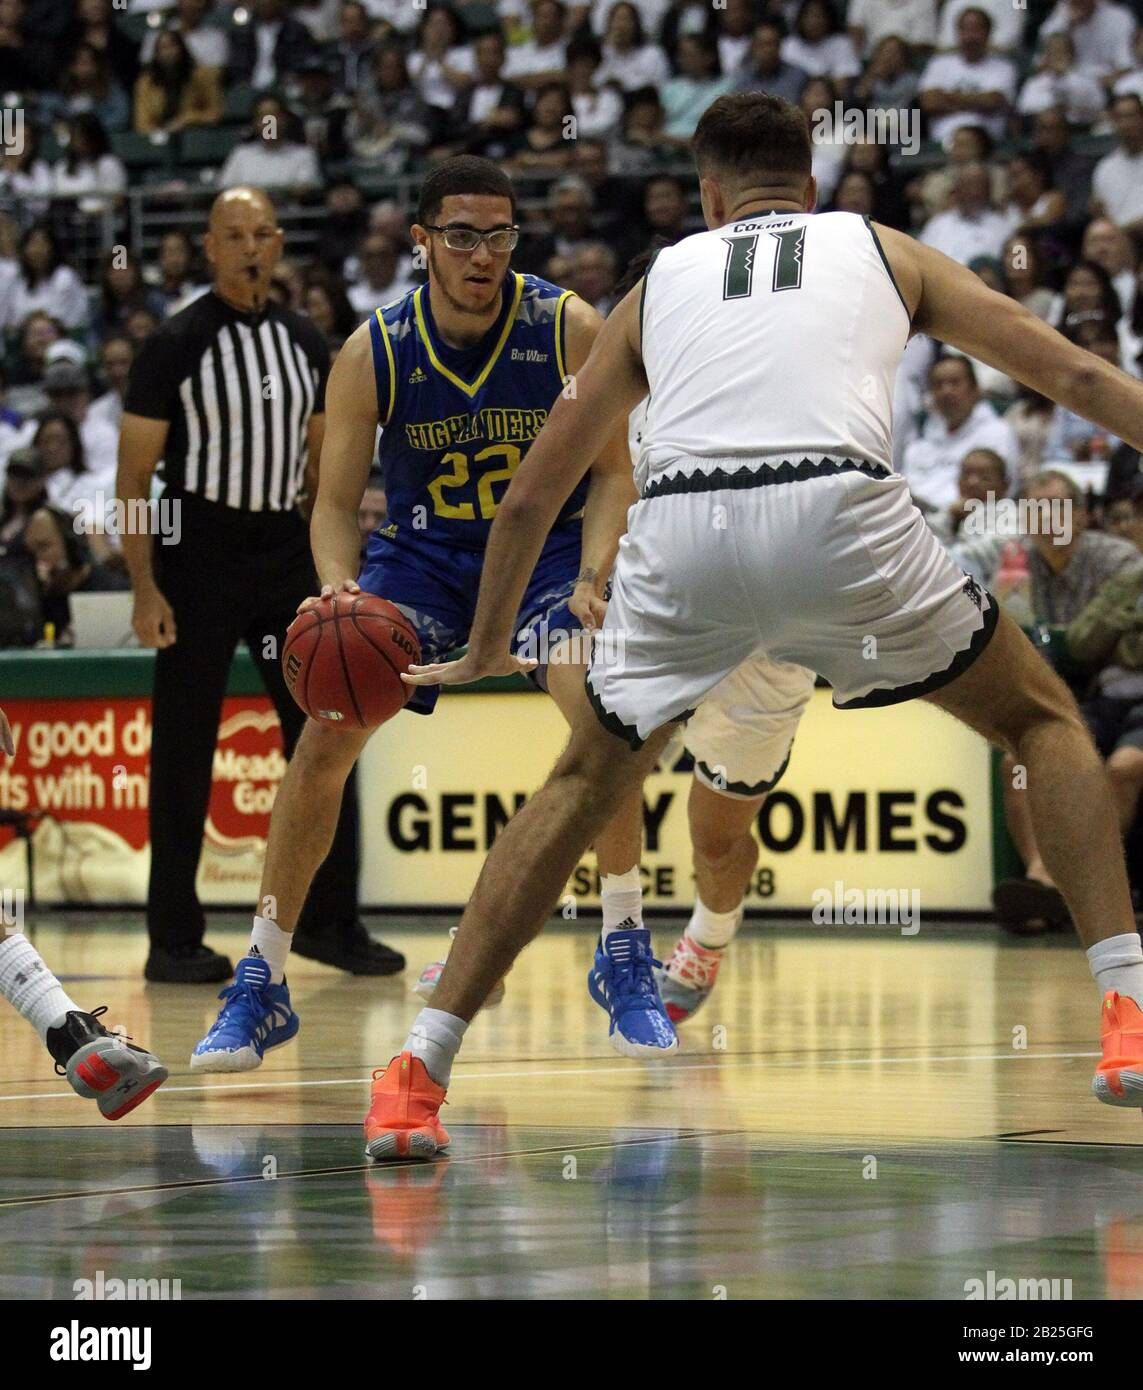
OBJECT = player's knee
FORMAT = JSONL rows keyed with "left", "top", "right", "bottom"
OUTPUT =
{"left": 690, "top": 818, "right": 756, "bottom": 873}
{"left": 290, "top": 719, "right": 366, "bottom": 781}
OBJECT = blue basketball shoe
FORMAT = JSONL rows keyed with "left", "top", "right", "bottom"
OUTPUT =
{"left": 190, "top": 955, "right": 299, "bottom": 1073}
{"left": 587, "top": 925, "right": 678, "bottom": 1057}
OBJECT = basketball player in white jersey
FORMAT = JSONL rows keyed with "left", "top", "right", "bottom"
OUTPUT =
{"left": 0, "top": 706, "right": 168, "bottom": 1118}
{"left": 363, "top": 92, "right": 1143, "bottom": 1157}
{"left": 413, "top": 388, "right": 815, "bottom": 1025}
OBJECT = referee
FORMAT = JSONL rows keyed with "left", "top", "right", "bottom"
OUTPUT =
{"left": 117, "top": 186, "right": 404, "bottom": 983}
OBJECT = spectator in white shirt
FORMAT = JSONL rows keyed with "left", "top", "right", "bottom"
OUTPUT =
{"left": 1113, "top": 27, "right": 1143, "bottom": 99}
{"left": 1017, "top": 32, "right": 1106, "bottom": 126}
{"left": 918, "top": 8, "right": 1016, "bottom": 147}
{"left": 0, "top": 128, "right": 53, "bottom": 220}
{"left": 347, "top": 233, "right": 418, "bottom": 317}
{"left": 1082, "top": 216, "right": 1138, "bottom": 317}
{"left": 3, "top": 225, "right": 89, "bottom": 334}
{"left": 567, "top": 35, "right": 624, "bottom": 139}
{"left": 800, "top": 74, "right": 848, "bottom": 202}
{"left": 1040, "top": 0, "right": 1136, "bottom": 83}
{"left": 406, "top": 6, "right": 475, "bottom": 110}
{"left": 34, "top": 410, "right": 113, "bottom": 523}
{"left": 87, "top": 334, "right": 134, "bottom": 434}
{"left": 140, "top": 0, "right": 228, "bottom": 71}
{"left": 920, "top": 162, "right": 1011, "bottom": 265}
{"left": 148, "top": 230, "right": 209, "bottom": 317}
{"left": 1054, "top": 258, "right": 1139, "bottom": 373}
{"left": 936, "top": 0, "right": 1026, "bottom": 55}
{"left": 596, "top": 1, "right": 670, "bottom": 91}
{"left": 581, "top": 0, "right": 672, "bottom": 41}
{"left": 503, "top": 0, "right": 568, "bottom": 89}
{"left": 357, "top": 0, "right": 420, "bottom": 36}
{"left": 218, "top": 93, "right": 321, "bottom": 191}
{"left": 715, "top": 0, "right": 756, "bottom": 78}
{"left": 901, "top": 355, "right": 1018, "bottom": 513}
{"left": 847, "top": 0, "right": 937, "bottom": 57}
{"left": 781, "top": 0, "right": 860, "bottom": 91}
{"left": 1092, "top": 93, "right": 1143, "bottom": 232}
{"left": 51, "top": 113, "right": 128, "bottom": 218}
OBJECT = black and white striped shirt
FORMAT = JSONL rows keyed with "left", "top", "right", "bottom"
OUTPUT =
{"left": 124, "top": 291, "right": 330, "bottom": 512}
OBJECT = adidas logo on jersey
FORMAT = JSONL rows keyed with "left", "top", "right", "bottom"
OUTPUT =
{"left": 408, "top": 366, "right": 427, "bottom": 383}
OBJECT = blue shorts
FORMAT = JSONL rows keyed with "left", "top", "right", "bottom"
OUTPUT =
{"left": 357, "top": 522, "right": 584, "bottom": 714}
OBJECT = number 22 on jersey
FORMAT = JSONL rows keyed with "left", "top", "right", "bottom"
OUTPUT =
{"left": 426, "top": 443, "right": 522, "bottom": 520}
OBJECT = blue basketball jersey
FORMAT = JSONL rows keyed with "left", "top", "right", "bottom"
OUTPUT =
{"left": 367, "top": 272, "right": 587, "bottom": 552}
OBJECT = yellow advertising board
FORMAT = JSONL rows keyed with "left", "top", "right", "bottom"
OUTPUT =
{"left": 358, "top": 688, "right": 994, "bottom": 914}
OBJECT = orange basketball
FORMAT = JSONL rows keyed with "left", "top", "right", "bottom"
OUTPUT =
{"left": 282, "top": 593, "right": 422, "bottom": 729}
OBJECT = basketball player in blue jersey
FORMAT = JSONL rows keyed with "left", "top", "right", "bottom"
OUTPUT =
{"left": 0, "top": 707, "right": 168, "bottom": 1118}
{"left": 190, "top": 157, "right": 678, "bottom": 1074}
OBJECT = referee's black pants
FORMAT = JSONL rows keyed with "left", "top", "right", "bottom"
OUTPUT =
{"left": 147, "top": 491, "right": 359, "bottom": 952}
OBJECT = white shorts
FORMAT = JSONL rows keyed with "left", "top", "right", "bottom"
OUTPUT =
{"left": 587, "top": 461, "right": 997, "bottom": 748}
{"left": 685, "top": 653, "right": 815, "bottom": 799}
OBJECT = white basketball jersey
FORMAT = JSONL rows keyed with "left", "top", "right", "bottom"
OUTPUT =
{"left": 636, "top": 211, "right": 910, "bottom": 492}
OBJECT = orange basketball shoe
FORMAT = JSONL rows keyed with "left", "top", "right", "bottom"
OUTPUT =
{"left": 364, "top": 1052, "right": 451, "bottom": 1161}
{"left": 1092, "top": 991, "right": 1143, "bottom": 1107}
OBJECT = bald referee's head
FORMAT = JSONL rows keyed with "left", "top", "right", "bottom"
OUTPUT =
{"left": 204, "top": 187, "right": 285, "bottom": 313}
{"left": 692, "top": 93, "right": 816, "bottom": 230}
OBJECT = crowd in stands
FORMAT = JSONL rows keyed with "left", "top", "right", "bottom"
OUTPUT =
{"left": 1, "top": 0, "right": 1143, "bottom": 917}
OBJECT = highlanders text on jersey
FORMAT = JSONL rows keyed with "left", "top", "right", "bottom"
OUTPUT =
{"left": 368, "top": 272, "right": 586, "bottom": 550}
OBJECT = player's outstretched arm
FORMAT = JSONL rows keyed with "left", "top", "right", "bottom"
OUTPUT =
{"left": 404, "top": 284, "right": 649, "bottom": 687}
{"left": 876, "top": 222, "right": 1143, "bottom": 455}
{"left": 306, "top": 321, "right": 378, "bottom": 607}
{"left": 565, "top": 296, "right": 640, "bottom": 630}
{"left": 0, "top": 706, "right": 12, "bottom": 758}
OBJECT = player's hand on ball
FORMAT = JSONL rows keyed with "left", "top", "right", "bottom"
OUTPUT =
{"left": 402, "top": 648, "right": 538, "bottom": 687}
{"left": 0, "top": 707, "right": 13, "bottom": 758}
{"left": 132, "top": 584, "right": 177, "bottom": 649}
{"left": 296, "top": 579, "right": 361, "bottom": 615}
{"left": 569, "top": 581, "right": 607, "bottom": 631}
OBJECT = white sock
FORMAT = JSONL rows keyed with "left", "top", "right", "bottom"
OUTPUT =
{"left": 601, "top": 866, "right": 643, "bottom": 940}
{"left": 685, "top": 896, "right": 742, "bottom": 950}
{"left": 403, "top": 1007, "right": 467, "bottom": 1087}
{"left": 1087, "top": 932, "right": 1143, "bottom": 1009}
{"left": 0, "top": 933, "right": 82, "bottom": 1042}
{"left": 249, "top": 915, "right": 292, "bottom": 985}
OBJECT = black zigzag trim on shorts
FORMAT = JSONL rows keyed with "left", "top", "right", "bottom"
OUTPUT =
{"left": 641, "top": 455, "right": 893, "bottom": 499}
{"left": 696, "top": 747, "right": 792, "bottom": 798}
{"left": 833, "top": 589, "right": 1001, "bottom": 710}
{"left": 584, "top": 674, "right": 695, "bottom": 751}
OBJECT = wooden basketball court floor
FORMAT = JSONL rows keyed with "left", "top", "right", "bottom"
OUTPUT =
{"left": 2, "top": 914, "right": 1142, "bottom": 1300}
